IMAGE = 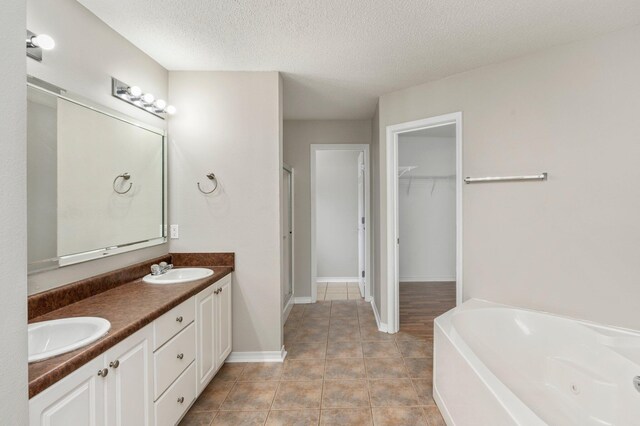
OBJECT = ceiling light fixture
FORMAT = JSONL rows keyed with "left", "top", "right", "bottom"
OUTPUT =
{"left": 111, "top": 77, "right": 176, "bottom": 119}
{"left": 26, "top": 30, "right": 55, "bottom": 62}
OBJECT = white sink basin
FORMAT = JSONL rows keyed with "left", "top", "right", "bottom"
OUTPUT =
{"left": 28, "top": 317, "right": 111, "bottom": 363}
{"left": 142, "top": 267, "right": 214, "bottom": 285}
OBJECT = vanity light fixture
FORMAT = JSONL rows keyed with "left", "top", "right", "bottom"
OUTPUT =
{"left": 111, "top": 77, "right": 176, "bottom": 119}
{"left": 26, "top": 30, "right": 55, "bottom": 62}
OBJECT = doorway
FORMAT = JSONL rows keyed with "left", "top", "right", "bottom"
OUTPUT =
{"left": 385, "top": 113, "right": 463, "bottom": 334}
{"left": 310, "top": 144, "right": 371, "bottom": 303}
{"left": 282, "top": 164, "right": 294, "bottom": 320}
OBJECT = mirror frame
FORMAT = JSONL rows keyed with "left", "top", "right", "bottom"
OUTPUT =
{"left": 27, "top": 77, "right": 168, "bottom": 273}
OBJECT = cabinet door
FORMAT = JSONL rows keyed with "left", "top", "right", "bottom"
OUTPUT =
{"left": 105, "top": 324, "right": 153, "bottom": 426}
{"left": 216, "top": 275, "right": 233, "bottom": 366}
{"left": 29, "top": 356, "right": 105, "bottom": 426}
{"left": 196, "top": 284, "right": 216, "bottom": 395}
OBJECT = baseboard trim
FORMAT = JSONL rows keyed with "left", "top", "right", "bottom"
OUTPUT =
{"left": 227, "top": 346, "right": 287, "bottom": 363}
{"left": 370, "top": 298, "right": 388, "bottom": 333}
{"left": 294, "top": 297, "right": 313, "bottom": 304}
{"left": 400, "top": 277, "right": 456, "bottom": 283}
{"left": 317, "top": 277, "right": 359, "bottom": 283}
{"left": 283, "top": 296, "right": 294, "bottom": 322}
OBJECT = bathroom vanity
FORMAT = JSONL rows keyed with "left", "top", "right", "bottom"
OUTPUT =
{"left": 27, "top": 254, "right": 234, "bottom": 426}
{"left": 25, "top": 76, "right": 234, "bottom": 426}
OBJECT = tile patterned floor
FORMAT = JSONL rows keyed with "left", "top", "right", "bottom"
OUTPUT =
{"left": 180, "top": 299, "right": 445, "bottom": 425}
{"left": 316, "top": 282, "right": 363, "bottom": 301}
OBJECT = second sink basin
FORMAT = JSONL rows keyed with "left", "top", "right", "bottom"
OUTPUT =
{"left": 142, "top": 267, "right": 214, "bottom": 285}
{"left": 29, "top": 317, "right": 111, "bottom": 363}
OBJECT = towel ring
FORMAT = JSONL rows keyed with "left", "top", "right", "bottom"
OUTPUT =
{"left": 197, "top": 173, "right": 218, "bottom": 194}
{"left": 113, "top": 172, "right": 132, "bottom": 194}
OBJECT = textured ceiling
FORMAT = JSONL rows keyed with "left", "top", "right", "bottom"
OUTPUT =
{"left": 78, "top": 0, "right": 640, "bottom": 120}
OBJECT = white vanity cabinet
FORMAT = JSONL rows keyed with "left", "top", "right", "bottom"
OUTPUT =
{"left": 215, "top": 275, "right": 233, "bottom": 367}
{"left": 30, "top": 274, "right": 233, "bottom": 426}
{"left": 196, "top": 274, "right": 233, "bottom": 396}
{"left": 105, "top": 325, "right": 154, "bottom": 426}
{"left": 29, "top": 356, "right": 106, "bottom": 426}
{"left": 29, "top": 324, "right": 153, "bottom": 426}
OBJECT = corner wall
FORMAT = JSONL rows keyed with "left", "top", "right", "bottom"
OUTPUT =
{"left": 377, "top": 25, "right": 640, "bottom": 330}
{"left": 0, "top": 0, "right": 28, "bottom": 422}
{"left": 168, "top": 71, "right": 283, "bottom": 353}
{"left": 27, "top": 0, "right": 169, "bottom": 294}
{"left": 283, "top": 120, "right": 372, "bottom": 299}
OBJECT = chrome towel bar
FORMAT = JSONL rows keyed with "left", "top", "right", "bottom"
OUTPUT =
{"left": 464, "top": 172, "right": 547, "bottom": 184}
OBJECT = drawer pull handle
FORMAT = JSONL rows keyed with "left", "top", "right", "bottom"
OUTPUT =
{"left": 177, "top": 353, "right": 184, "bottom": 360}
{"left": 98, "top": 368, "right": 109, "bottom": 377}
{"left": 176, "top": 316, "right": 183, "bottom": 323}
{"left": 177, "top": 396, "right": 185, "bottom": 404}
{"left": 109, "top": 360, "right": 120, "bottom": 368}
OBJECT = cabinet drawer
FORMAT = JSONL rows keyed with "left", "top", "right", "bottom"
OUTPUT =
{"left": 154, "top": 297, "right": 195, "bottom": 350}
{"left": 154, "top": 362, "right": 196, "bottom": 426}
{"left": 154, "top": 323, "right": 196, "bottom": 400}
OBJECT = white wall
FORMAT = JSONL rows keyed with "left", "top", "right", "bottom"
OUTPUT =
{"left": 168, "top": 71, "right": 283, "bottom": 353}
{"left": 377, "top": 25, "right": 640, "bottom": 330}
{"left": 316, "top": 150, "right": 360, "bottom": 278}
{"left": 0, "top": 0, "right": 28, "bottom": 422}
{"left": 398, "top": 135, "right": 456, "bottom": 282}
{"left": 283, "top": 120, "right": 371, "bottom": 298}
{"left": 26, "top": 0, "right": 169, "bottom": 294}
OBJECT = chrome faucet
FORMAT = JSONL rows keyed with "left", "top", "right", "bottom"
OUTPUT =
{"left": 150, "top": 261, "right": 173, "bottom": 276}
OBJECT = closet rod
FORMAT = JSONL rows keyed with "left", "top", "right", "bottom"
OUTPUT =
{"left": 464, "top": 172, "right": 547, "bottom": 184}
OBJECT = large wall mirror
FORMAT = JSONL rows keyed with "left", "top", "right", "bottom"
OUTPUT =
{"left": 27, "top": 78, "right": 167, "bottom": 273}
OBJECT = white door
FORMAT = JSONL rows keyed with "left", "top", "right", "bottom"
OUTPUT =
{"left": 29, "top": 356, "right": 106, "bottom": 426}
{"left": 357, "top": 152, "right": 366, "bottom": 297}
{"left": 105, "top": 325, "right": 153, "bottom": 426}
{"left": 216, "top": 276, "right": 233, "bottom": 366}
{"left": 281, "top": 167, "right": 293, "bottom": 308}
{"left": 196, "top": 284, "right": 216, "bottom": 395}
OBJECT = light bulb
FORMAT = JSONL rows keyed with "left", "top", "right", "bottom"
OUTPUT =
{"left": 154, "top": 99, "right": 167, "bottom": 110}
{"left": 142, "top": 93, "right": 155, "bottom": 104}
{"left": 165, "top": 105, "right": 177, "bottom": 115}
{"left": 128, "top": 86, "right": 142, "bottom": 97}
{"left": 31, "top": 34, "right": 55, "bottom": 50}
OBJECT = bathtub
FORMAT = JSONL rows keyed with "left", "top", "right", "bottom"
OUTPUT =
{"left": 433, "top": 299, "right": 640, "bottom": 426}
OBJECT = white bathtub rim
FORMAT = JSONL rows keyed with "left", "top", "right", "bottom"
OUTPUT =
{"left": 435, "top": 302, "right": 547, "bottom": 426}
{"left": 454, "top": 298, "right": 640, "bottom": 337}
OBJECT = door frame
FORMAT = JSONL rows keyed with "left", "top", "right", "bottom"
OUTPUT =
{"left": 310, "top": 144, "right": 371, "bottom": 303}
{"left": 385, "top": 112, "right": 463, "bottom": 334}
{"left": 282, "top": 164, "right": 295, "bottom": 321}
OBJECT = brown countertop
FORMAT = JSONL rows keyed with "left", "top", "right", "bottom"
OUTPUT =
{"left": 28, "top": 258, "right": 233, "bottom": 398}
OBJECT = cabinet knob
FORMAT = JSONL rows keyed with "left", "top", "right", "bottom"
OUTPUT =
{"left": 97, "top": 368, "right": 109, "bottom": 377}
{"left": 177, "top": 353, "right": 184, "bottom": 360}
{"left": 109, "top": 360, "right": 120, "bottom": 369}
{"left": 177, "top": 396, "right": 185, "bottom": 404}
{"left": 176, "top": 316, "right": 183, "bottom": 323}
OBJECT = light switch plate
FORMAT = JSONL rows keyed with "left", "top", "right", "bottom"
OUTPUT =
{"left": 170, "top": 224, "right": 179, "bottom": 239}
